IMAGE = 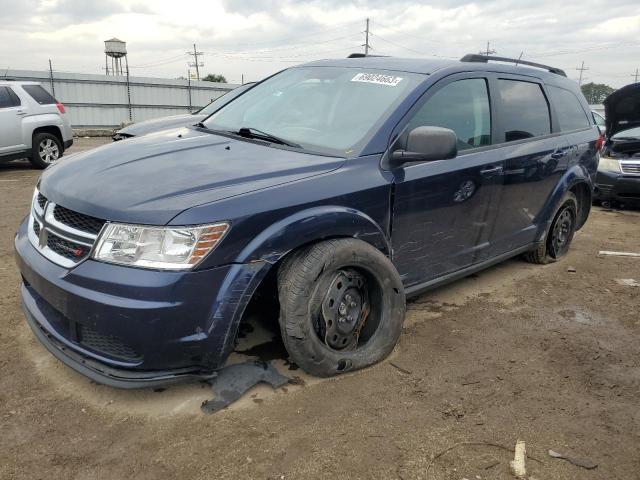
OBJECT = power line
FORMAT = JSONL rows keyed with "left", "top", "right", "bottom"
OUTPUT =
{"left": 201, "top": 20, "right": 361, "bottom": 50}
{"left": 370, "top": 20, "right": 469, "bottom": 47}
{"left": 369, "top": 32, "right": 457, "bottom": 59}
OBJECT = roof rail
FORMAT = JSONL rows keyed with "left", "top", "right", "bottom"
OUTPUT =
{"left": 347, "top": 53, "right": 389, "bottom": 58}
{"left": 460, "top": 54, "right": 567, "bottom": 77}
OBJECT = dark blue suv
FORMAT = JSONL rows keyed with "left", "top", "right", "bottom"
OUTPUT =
{"left": 15, "top": 54, "right": 599, "bottom": 388}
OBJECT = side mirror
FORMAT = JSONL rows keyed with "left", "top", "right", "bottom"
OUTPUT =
{"left": 389, "top": 126, "right": 458, "bottom": 168}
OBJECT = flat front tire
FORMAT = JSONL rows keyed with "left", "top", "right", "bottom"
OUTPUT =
{"left": 524, "top": 191, "right": 578, "bottom": 264}
{"left": 277, "top": 238, "right": 406, "bottom": 377}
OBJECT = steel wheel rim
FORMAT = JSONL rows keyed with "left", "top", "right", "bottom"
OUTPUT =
{"left": 315, "top": 268, "right": 371, "bottom": 351}
{"left": 39, "top": 139, "right": 60, "bottom": 164}
{"left": 551, "top": 208, "right": 573, "bottom": 256}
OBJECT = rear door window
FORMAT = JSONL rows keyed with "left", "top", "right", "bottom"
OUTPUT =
{"left": 548, "top": 86, "right": 591, "bottom": 131}
{"left": 0, "top": 87, "right": 21, "bottom": 108}
{"left": 407, "top": 78, "right": 492, "bottom": 151}
{"left": 22, "top": 85, "right": 57, "bottom": 105}
{"left": 497, "top": 79, "right": 551, "bottom": 142}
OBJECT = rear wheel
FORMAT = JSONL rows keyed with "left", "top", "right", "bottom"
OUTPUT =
{"left": 30, "top": 133, "right": 63, "bottom": 169}
{"left": 524, "top": 192, "right": 578, "bottom": 264}
{"left": 277, "top": 239, "right": 406, "bottom": 377}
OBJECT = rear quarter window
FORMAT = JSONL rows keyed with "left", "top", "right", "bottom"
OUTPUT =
{"left": 22, "top": 85, "right": 57, "bottom": 105}
{"left": 0, "top": 87, "right": 21, "bottom": 108}
{"left": 548, "top": 86, "right": 591, "bottom": 131}
{"left": 497, "top": 79, "right": 551, "bottom": 142}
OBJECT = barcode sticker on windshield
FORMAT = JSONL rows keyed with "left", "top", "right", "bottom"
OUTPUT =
{"left": 351, "top": 73, "right": 403, "bottom": 86}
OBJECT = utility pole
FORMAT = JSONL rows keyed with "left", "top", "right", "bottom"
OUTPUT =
{"left": 48, "top": 59, "right": 55, "bottom": 97}
{"left": 187, "top": 69, "right": 192, "bottom": 112}
{"left": 480, "top": 41, "right": 496, "bottom": 56}
{"left": 576, "top": 61, "right": 588, "bottom": 86}
{"left": 363, "top": 18, "right": 371, "bottom": 56}
{"left": 125, "top": 55, "right": 132, "bottom": 122}
{"left": 633, "top": 68, "right": 639, "bottom": 83}
{"left": 187, "top": 43, "right": 204, "bottom": 81}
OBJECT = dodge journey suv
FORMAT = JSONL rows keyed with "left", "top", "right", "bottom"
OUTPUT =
{"left": 15, "top": 54, "right": 599, "bottom": 388}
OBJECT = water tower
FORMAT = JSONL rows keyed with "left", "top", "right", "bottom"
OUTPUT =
{"left": 104, "top": 38, "right": 128, "bottom": 76}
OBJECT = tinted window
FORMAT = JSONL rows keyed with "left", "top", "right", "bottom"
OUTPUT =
{"left": 0, "top": 87, "right": 21, "bottom": 108}
{"left": 498, "top": 80, "right": 551, "bottom": 141}
{"left": 407, "top": 78, "right": 491, "bottom": 150}
{"left": 548, "top": 86, "right": 591, "bottom": 131}
{"left": 22, "top": 84, "right": 57, "bottom": 105}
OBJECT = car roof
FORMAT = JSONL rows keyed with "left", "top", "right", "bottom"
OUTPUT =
{"left": 301, "top": 56, "right": 573, "bottom": 87}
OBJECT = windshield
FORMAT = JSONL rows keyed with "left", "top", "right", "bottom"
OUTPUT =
{"left": 203, "top": 66, "right": 424, "bottom": 156}
{"left": 612, "top": 126, "right": 640, "bottom": 139}
{"left": 197, "top": 83, "right": 254, "bottom": 115}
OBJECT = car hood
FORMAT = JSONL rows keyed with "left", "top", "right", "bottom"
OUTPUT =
{"left": 40, "top": 127, "right": 345, "bottom": 225}
{"left": 116, "top": 114, "right": 206, "bottom": 137}
{"left": 604, "top": 83, "right": 640, "bottom": 138}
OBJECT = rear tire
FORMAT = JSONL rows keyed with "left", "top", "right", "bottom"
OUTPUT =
{"left": 30, "top": 133, "right": 63, "bottom": 169}
{"left": 524, "top": 191, "right": 578, "bottom": 264}
{"left": 277, "top": 239, "right": 406, "bottom": 377}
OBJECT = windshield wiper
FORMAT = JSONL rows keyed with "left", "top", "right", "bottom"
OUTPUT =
{"left": 236, "top": 127, "right": 302, "bottom": 148}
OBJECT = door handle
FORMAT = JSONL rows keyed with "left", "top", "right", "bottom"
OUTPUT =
{"left": 480, "top": 165, "right": 503, "bottom": 177}
{"left": 551, "top": 150, "right": 568, "bottom": 160}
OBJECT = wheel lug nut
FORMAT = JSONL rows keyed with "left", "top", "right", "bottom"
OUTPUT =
{"left": 347, "top": 315, "right": 353, "bottom": 322}
{"left": 350, "top": 302, "right": 357, "bottom": 308}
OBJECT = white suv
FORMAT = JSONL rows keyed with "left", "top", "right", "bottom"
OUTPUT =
{"left": 0, "top": 81, "right": 73, "bottom": 169}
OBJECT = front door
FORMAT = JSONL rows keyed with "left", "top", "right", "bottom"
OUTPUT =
{"left": 0, "top": 86, "right": 25, "bottom": 154}
{"left": 390, "top": 75, "right": 504, "bottom": 287}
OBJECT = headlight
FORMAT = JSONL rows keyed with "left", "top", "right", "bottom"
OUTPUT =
{"left": 93, "top": 222, "right": 229, "bottom": 270}
{"left": 598, "top": 156, "right": 621, "bottom": 174}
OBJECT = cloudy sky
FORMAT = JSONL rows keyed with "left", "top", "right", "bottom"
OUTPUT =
{"left": 1, "top": 0, "right": 638, "bottom": 87}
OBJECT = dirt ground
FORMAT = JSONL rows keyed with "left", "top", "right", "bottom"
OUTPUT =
{"left": 1, "top": 138, "right": 639, "bottom": 480}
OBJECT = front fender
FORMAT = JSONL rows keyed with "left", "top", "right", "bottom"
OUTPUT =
{"left": 534, "top": 164, "right": 593, "bottom": 242}
{"left": 235, "top": 206, "right": 391, "bottom": 264}
{"left": 212, "top": 206, "right": 390, "bottom": 365}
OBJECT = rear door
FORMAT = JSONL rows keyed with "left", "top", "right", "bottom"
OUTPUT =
{"left": 547, "top": 84, "right": 598, "bottom": 177}
{"left": 390, "top": 74, "right": 504, "bottom": 287}
{"left": 0, "top": 86, "right": 26, "bottom": 153}
{"left": 486, "top": 76, "right": 572, "bottom": 256}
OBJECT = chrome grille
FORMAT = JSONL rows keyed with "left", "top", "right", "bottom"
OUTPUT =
{"left": 620, "top": 162, "right": 640, "bottom": 175}
{"left": 28, "top": 189, "right": 106, "bottom": 268}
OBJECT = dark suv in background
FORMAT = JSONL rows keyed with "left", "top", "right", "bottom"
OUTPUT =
{"left": 15, "top": 54, "right": 599, "bottom": 388}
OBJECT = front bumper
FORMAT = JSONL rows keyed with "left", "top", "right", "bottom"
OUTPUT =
{"left": 15, "top": 218, "right": 268, "bottom": 388}
{"left": 594, "top": 170, "right": 640, "bottom": 204}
